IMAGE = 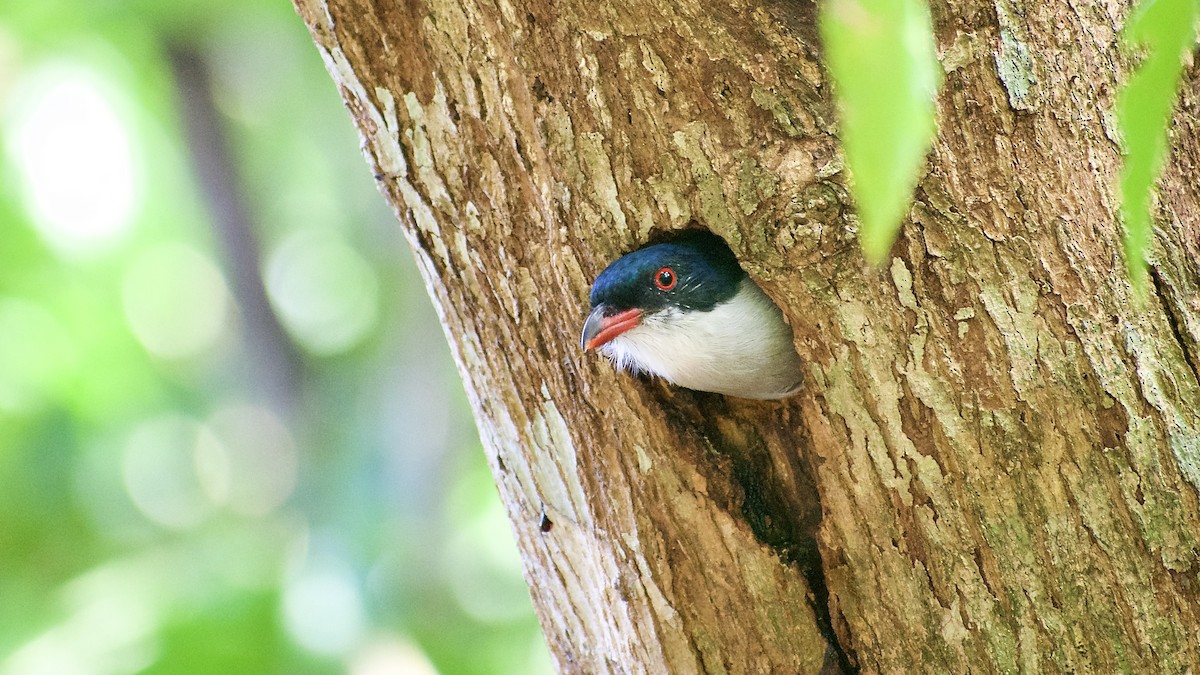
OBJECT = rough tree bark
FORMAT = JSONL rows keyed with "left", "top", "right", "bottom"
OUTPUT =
{"left": 293, "top": 0, "right": 1200, "bottom": 671}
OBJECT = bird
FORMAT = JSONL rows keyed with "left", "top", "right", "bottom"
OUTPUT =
{"left": 580, "top": 230, "right": 804, "bottom": 400}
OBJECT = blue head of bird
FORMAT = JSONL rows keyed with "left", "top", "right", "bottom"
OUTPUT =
{"left": 581, "top": 231, "right": 803, "bottom": 400}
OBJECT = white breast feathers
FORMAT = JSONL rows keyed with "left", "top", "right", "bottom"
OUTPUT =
{"left": 599, "top": 278, "right": 803, "bottom": 400}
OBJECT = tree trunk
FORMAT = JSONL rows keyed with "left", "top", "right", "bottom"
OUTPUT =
{"left": 293, "top": 0, "right": 1200, "bottom": 671}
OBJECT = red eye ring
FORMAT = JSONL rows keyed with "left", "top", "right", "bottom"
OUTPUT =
{"left": 654, "top": 266, "right": 677, "bottom": 291}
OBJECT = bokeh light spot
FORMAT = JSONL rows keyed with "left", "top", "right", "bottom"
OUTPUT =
{"left": 207, "top": 404, "right": 298, "bottom": 516}
{"left": 5, "top": 556, "right": 167, "bottom": 675}
{"left": 283, "top": 567, "right": 366, "bottom": 656}
{"left": 122, "top": 414, "right": 228, "bottom": 529}
{"left": 122, "top": 243, "right": 231, "bottom": 360}
{"left": 350, "top": 637, "right": 438, "bottom": 675}
{"left": 5, "top": 61, "right": 140, "bottom": 258}
{"left": 265, "top": 229, "right": 379, "bottom": 355}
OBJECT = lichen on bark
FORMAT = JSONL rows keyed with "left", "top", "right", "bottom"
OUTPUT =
{"left": 295, "top": 0, "right": 1200, "bottom": 671}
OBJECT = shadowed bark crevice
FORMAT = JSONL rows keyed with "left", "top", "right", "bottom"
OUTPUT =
{"left": 674, "top": 393, "right": 857, "bottom": 673}
{"left": 1150, "top": 266, "right": 1200, "bottom": 391}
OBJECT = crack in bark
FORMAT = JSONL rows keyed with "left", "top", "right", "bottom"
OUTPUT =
{"left": 1149, "top": 266, "right": 1200, "bottom": 390}
{"left": 729, "top": 458, "right": 856, "bottom": 674}
{"left": 690, "top": 404, "right": 859, "bottom": 674}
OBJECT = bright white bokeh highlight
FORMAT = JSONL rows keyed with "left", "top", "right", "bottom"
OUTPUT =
{"left": 5, "top": 62, "right": 140, "bottom": 258}
{"left": 283, "top": 566, "right": 367, "bottom": 656}
{"left": 265, "top": 229, "right": 379, "bottom": 355}
{"left": 349, "top": 638, "right": 438, "bottom": 675}
{"left": 121, "top": 243, "right": 231, "bottom": 360}
{"left": 2, "top": 563, "right": 160, "bottom": 675}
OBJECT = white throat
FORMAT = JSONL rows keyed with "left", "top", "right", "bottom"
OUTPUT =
{"left": 599, "top": 278, "right": 803, "bottom": 399}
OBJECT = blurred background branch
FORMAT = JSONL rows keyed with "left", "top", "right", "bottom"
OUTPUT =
{"left": 166, "top": 42, "right": 303, "bottom": 414}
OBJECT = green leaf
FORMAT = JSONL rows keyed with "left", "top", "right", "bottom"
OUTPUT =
{"left": 1117, "top": 0, "right": 1200, "bottom": 290}
{"left": 820, "top": 0, "right": 942, "bottom": 263}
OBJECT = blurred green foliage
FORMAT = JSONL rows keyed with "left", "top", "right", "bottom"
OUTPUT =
{"left": 0, "top": 1, "right": 550, "bottom": 674}
{"left": 819, "top": 0, "right": 941, "bottom": 263}
{"left": 1117, "top": 0, "right": 1200, "bottom": 291}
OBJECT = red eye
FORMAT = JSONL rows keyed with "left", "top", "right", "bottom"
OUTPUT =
{"left": 655, "top": 266, "right": 677, "bottom": 291}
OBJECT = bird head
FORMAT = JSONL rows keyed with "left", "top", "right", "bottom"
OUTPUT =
{"left": 580, "top": 231, "right": 744, "bottom": 353}
{"left": 580, "top": 230, "right": 804, "bottom": 399}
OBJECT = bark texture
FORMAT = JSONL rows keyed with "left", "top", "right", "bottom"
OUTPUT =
{"left": 293, "top": 0, "right": 1200, "bottom": 671}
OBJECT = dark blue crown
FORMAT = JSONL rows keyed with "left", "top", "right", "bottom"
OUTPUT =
{"left": 589, "top": 231, "right": 746, "bottom": 314}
